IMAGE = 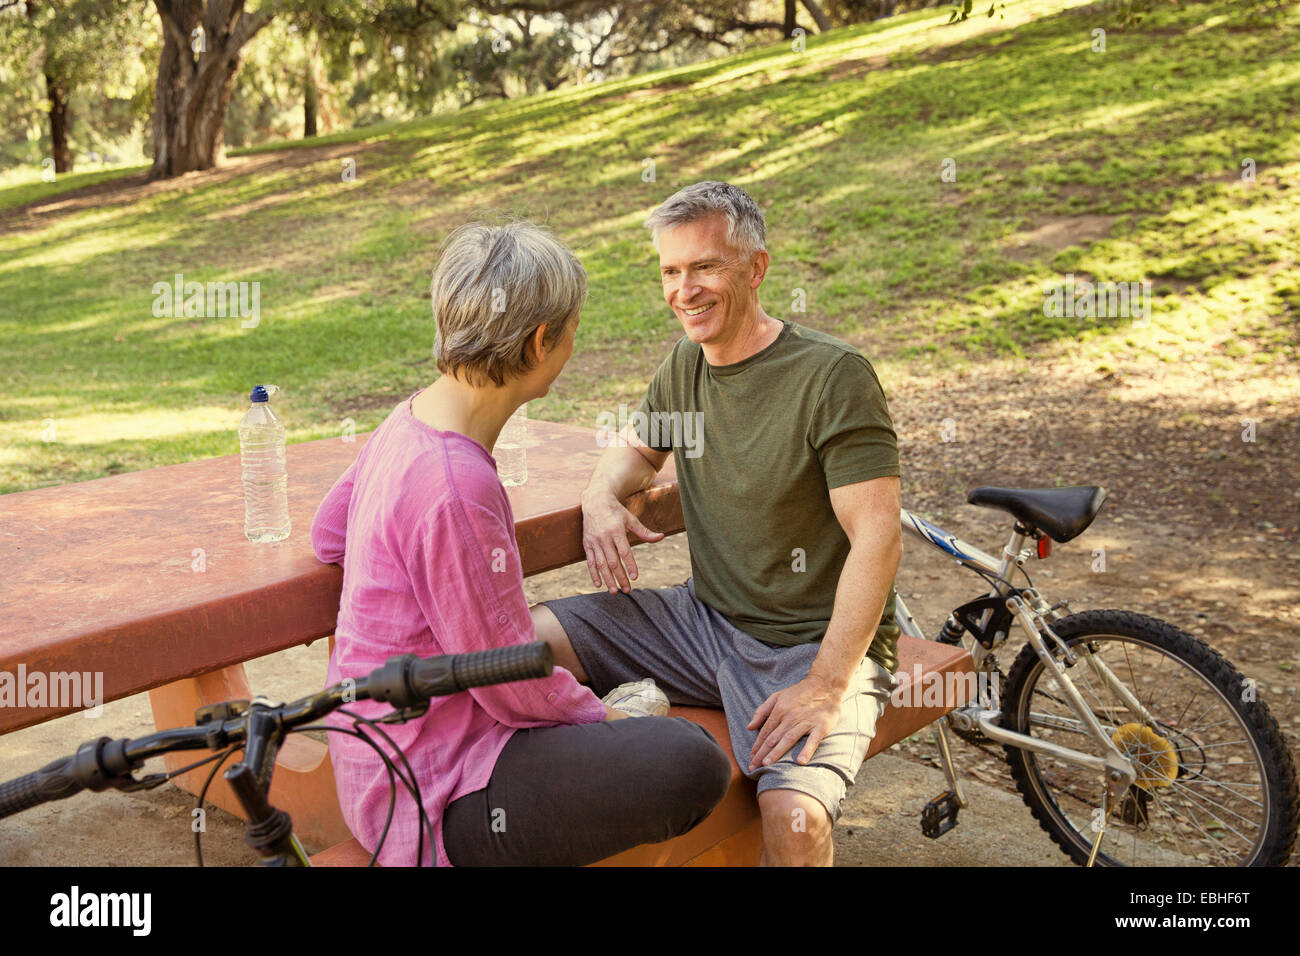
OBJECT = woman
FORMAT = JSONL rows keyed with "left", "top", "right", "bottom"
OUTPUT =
{"left": 310, "top": 221, "right": 730, "bottom": 866}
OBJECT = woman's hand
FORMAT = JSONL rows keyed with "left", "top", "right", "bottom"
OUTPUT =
{"left": 581, "top": 489, "right": 664, "bottom": 593}
{"left": 603, "top": 704, "right": 631, "bottom": 721}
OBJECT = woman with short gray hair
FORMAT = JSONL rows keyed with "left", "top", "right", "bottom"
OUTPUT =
{"left": 311, "top": 220, "right": 730, "bottom": 866}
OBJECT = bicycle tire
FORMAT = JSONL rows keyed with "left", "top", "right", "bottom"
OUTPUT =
{"left": 1000, "top": 609, "right": 1299, "bottom": 866}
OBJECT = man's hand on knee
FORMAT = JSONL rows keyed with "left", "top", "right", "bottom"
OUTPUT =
{"left": 747, "top": 674, "right": 842, "bottom": 771}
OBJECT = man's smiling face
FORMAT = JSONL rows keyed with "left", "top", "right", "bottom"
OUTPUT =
{"left": 657, "top": 213, "right": 760, "bottom": 348}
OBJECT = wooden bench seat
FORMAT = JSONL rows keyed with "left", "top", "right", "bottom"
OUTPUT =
{"left": 309, "top": 635, "right": 974, "bottom": 866}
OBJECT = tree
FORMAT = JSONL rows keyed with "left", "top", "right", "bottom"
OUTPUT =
{"left": 476, "top": 1, "right": 837, "bottom": 78}
{"left": 24, "top": 1, "right": 72, "bottom": 171}
{"left": 1, "top": 0, "right": 148, "bottom": 173}
{"left": 148, "top": 1, "right": 466, "bottom": 177}
{"left": 783, "top": 0, "right": 832, "bottom": 37}
{"left": 304, "top": 0, "right": 463, "bottom": 121}
{"left": 149, "top": 1, "right": 275, "bottom": 179}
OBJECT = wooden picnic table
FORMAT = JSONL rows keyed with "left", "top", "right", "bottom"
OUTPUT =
{"left": 0, "top": 417, "right": 683, "bottom": 845}
{"left": 1, "top": 410, "right": 974, "bottom": 864}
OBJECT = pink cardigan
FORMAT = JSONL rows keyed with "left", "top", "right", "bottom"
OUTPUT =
{"left": 310, "top": 388, "right": 606, "bottom": 866}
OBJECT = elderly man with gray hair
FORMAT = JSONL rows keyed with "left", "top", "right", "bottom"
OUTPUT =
{"left": 532, "top": 181, "right": 903, "bottom": 866}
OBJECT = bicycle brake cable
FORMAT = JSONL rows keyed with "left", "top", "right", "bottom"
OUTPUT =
{"left": 193, "top": 745, "right": 241, "bottom": 867}
{"left": 295, "top": 723, "right": 405, "bottom": 866}
{"left": 345, "top": 702, "right": 436, "bottom": 868}
{"left": 328, "top": 707, "right": 436, "bottom": 866}
{"left": 339, "top": 707, "right": 436, "bottom": 867}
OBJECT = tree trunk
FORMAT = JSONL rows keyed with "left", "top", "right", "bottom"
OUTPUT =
{"left": 149, "top": 0, "right": 271, "bottom": 180}
{"left": 800, "top": 0, "right": 832, "bottom": 31}
{"left": 783, "top": 0, "right": 798, "bottom": 37}
{"left": 303, "top": 33, "right": 321, "bottom": 138}
{"left": 25, "top": 0, "right": 72, "bottom": 173}
{"left": 303, "top": 81, "right": 318, "bottom": 138}
{"left": 44, "top": 72, "right": 73, "bottom": 173}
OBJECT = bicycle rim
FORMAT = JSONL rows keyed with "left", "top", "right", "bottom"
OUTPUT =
{"left": 1008, "top": 628, "right": 1274, "bottom": 866}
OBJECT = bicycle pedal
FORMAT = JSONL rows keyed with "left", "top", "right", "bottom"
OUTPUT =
{"left": 921, "top": 790, "right": 960, "bottom": 839}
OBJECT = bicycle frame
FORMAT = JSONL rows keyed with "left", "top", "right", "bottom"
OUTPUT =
{"left": 894, "top": 509, "right": 1139, "bottom": 794}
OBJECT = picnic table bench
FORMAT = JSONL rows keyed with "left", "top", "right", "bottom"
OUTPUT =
{"left": 0, "top": 414, "right": 974, "bottom": 865}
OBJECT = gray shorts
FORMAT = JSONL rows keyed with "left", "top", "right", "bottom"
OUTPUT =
{"left": 541, "top": 578, "right": 897, "bottom": 822}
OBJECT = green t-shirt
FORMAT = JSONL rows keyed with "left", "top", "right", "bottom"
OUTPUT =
{"left": 636, "top": 319, "right": 902, "bottom": 673}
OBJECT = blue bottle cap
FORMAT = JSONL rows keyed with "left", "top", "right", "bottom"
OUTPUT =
{"left": 250, "top": 385, "right": 269, "bottom": 403}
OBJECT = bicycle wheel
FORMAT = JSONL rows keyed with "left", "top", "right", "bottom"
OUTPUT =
{"left": 1001, "top": 609, "right": 1298, "bottom": 866}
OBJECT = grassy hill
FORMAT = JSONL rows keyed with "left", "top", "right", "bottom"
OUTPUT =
{"left": 0, "top": 0, "right": 1296, "bottom": 493}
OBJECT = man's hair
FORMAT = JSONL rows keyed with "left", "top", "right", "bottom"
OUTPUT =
{"left": 430, "top": 221, "right": 587, "bottom": 387}
{"left": 643, "top": 181, "right": 767, "bottom": 257}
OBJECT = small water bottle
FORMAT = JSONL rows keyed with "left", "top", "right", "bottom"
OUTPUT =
{"left": 239, "top": 384, "right": 291, "bottom": 542}
{"left": 496, "top": 403, "right": 527, "bottom": 487}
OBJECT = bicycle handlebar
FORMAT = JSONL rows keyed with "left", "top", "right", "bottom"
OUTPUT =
{"left": 0, "top": 641, "right": 555, "bottom": 822}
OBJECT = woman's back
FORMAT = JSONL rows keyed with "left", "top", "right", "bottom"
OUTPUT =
{"left": 311, "top": 388, "right": 605, "bottom": 866}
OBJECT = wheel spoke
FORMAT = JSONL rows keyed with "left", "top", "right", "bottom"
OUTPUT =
{"left": 1164, "top": 778, "right": 1263, "bottom": 831}
{"left": 1005, "top": 622, "right": 1289, "bottom": 866}
{"left": 1157, "top": 780, "right": 1258, "bottom": 852}
{"left": 1145, "top": 782, "right": 1241, "bottom": 864}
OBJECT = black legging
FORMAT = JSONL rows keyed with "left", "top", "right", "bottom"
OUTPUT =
{"left": 442, "top": 715, "right": 731, "bottom": 866}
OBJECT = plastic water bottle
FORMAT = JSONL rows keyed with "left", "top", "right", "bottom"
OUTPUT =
{"left": 239, "top": 384, "right": 291, "bottom": 542}
{"left": 496, "top": 403, "right": 527, "bottom": 487}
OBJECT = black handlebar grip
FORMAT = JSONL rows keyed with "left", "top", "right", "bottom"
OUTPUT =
{"left": 452, "top": 641, "right": 554, "bottom": 692}
{"left": 408, "top": 642, "right": 554, "bottom": 700}
{"left": 0, "top": 756, "right": 82, "bottom": 820}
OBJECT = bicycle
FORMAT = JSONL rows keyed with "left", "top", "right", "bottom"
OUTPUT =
{"left": 0, "top": 642, "right": 555, "bottom": 866}
{"left": 894, "top": 483, "right": 1299, "bottom": 866}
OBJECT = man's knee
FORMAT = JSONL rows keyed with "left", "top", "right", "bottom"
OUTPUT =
{"left": 758, "top": 788, "right": 833, "bottom": 864}
{"left": 529, "top": 603, "right": 587, "bottom": 682}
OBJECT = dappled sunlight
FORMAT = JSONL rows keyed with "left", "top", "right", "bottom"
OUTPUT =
{"left": 2, "top": 0, "right": 1296, "bottom": 500}
{"left": 729, "top": 126, "right": 841, "bottom": 182}
{"left": 566, "top": 209, "right": 660, "bottom": 247}
{"left": 4, "top": 403, "right": 240, "bottom": 449}
{"left": 0, "top": 214, "right": 181, "bottom": 275}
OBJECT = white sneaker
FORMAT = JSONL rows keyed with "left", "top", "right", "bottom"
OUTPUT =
{"left": 601, "top": 678, "right": 670, "bottom": 718}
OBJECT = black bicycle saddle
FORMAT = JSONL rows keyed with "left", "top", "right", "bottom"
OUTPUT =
{"left": 966, "top": 485, "right": 1108, "bottom": 543}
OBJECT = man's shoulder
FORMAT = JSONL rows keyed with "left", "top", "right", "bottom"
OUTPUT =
{"left": 784, "top": 322, "right": 874, "bottom": 365}
{"left": 780, "top": 323, "right": 886, "bottom": 395}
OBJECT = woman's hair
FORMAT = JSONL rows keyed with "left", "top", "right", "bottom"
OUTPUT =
{"left": 430, "top": 220, "right": 587, "bottom": 387}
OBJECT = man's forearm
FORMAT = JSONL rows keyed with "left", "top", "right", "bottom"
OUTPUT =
{"left": 581, "top": 425, "right": 663, "bottom": 505}
{"left": 809, "top": 535, "right": 902, "bottom": 694}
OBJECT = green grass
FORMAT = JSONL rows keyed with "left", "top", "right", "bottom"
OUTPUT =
{"left": 1, "top": 0, "right": 1297, "bottom": 492}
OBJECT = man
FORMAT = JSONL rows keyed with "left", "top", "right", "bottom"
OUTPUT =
{"left": 531, "top": 181, "right": 903, "bottom": 866}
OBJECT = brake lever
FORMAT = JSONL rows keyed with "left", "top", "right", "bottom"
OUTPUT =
{"left": 374, "top": 702, "right": 430, "bottom": 725}
{"left": 116, "top": 772, "right": 173, "bottom": 793}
